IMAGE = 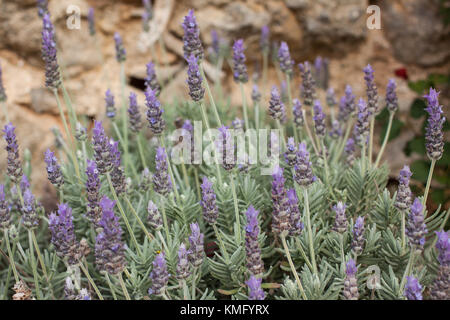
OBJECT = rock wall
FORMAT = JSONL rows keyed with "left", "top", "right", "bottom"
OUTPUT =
{"left": 0, "top": 0, "right": 449, "bottom": 197}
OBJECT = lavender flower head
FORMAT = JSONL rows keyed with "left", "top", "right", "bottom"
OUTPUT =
{"left": 88, "top": 7, "right": 96, "bottom": 36}
{"left": 344, "top": 138, "right": 356, "bottom": 166}
{"left": 260, "top": 25, "right": 270, "bottom": 53}
{"left": 278, "top": 42, "right": 293, "bottom": 76}
{"left": 187, "top": 222, "right": 204, "bottom": 268}
{"left": 298, "top": 62, "right": 316, "bottom": 106}
{"left": 363, "top": 64, "right": 378, "bottom": 115}
{"left": 41, "top": 14, "right": 61, "bottom": 89}
{"left": 313, "top": 100, "right": 326, "bottom": 137}
{"left": 386, "top": 79, "right": 398, "bottom": 113}
{"left": 145, "top": 87, "right": 165, "bottom": 135}
{"left": 49, "top": 203, "right": 81, "bottom": 265}
{"left": 435, "top": 231, "right": 450, "bottom": 266}
{"left": 329, "top": 120, "right": 342, "bottom": 139}
{"left": 182, "top": 10, "right": 203, "bottom": 60}
{"left": 152, "top": 147, "right": 172, "bottom": 195}
{"left": 429, "top": 231, "right": 450, "bottom": 300}
{"left": 0, "top": 185, "right": 11, "bottom": 229}
{"left": 147, "top": 200, "right": 163, "bottom": 230}
{"left": 85, "top": 159, "right": 101, "bottom": 224}
{"left": 406, "top": 198, "right": 428, "bottom": 250}
{"left": 338, "top": 85, "right": 356, "bottom": 123}
{"left": 246, "top": 275, "right": 265, "bottom": 300}
{"left": 404, "top": 276, "right": 423, "bottom": 300}
{"left": 293, "top": 142, "right": 316, "bottom": 187}
{"left": 332, "top": 202, "right": 348, "bottom": 233}
{"left": 217, "top": 125, "right": 235, "bottom": 171}
{"left": 245, "top": 205, "right": 264, "bottom": 275}
{"left": 95, "top": 196, "right": 126, "bottom": 275}
{"left": 287, "top": 188, "right": 303, "bottom": 236}
{"left": 37, "top": 0, "right": 48, "bottom": 18}
{"left": 284, "top": 137, "right": 298, "bottom": 166}
{"left": 268, "top": 86, "right": 286, "bottom": 123}
{"left": 44, "top": 149, "right": 64, "bottom": 188}
{"left": 355, "top": 98, "right": 370, "bottom": 146}
{"left": 200, "top": 176, "right": 219, "bottom": 225}
{"left": 208, "top": 29, "right": 221, "bottom": 63}
{"left": 176, "top": 243, "right": 191, "bottom": 280}
{"left": 0, "top": 62, "right": 6, "bottom": 102}
{"left": 394, "top": 165, "right": 413, "bottom": 212}
{"left": 104, "top": 89, "right": 116, "bottom": 118}
{"left": 149, "top": 252, "right": 170, "bottom": 296}
{"left": 251, "top": 84, "right": 261, "bottom": 103}
{"left": 128, "top": 92, "right": 142, "bottom": 133}
{"left": 3, "top": 123, "right": 23, "bottom": 183}
{"left": 351, "top": 216, "right": 365, "bottom": 255}
{"left": 231, "top": 117, "right": 244, "bottom": 130}
{"left": 92, "top": 121, "right": 113, "bottom": 174}
{"left": 292, "top": 98, "right": 304, "bottom": 128}
{"left": 326, "top": 87, "right": 337, "bottom": 108}
{"left": 343, "top": 259, "right": 359, "bottom": 300}
{"left": 142, "top": 0, "right": 153, "bottom": 32}
{"left": 145, "top": 62, "right": 161, "bottom": 97}
{"left": 109, "top": 139, "right": 126, "bottom": 195}
{"left": 114, "top": 32, "right": 126, "bottom": 62}
{"left": 186, "top": 54, "right": 205, "bottom": 102}
{"left": 232, "top": 39, "right": 248, "bottom": 83}
{"left": 21, "top": 189, "right": 39, "bottom": 229}
{"left": 424, "top": 88, "right": 445, "bottom": 160}
{"left": 271, "top": 166, "right": 290, "bottom": 235}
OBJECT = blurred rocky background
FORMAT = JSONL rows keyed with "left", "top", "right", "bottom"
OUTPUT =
{"left": 0, "top": 0, "right": 449, "bottom": 207}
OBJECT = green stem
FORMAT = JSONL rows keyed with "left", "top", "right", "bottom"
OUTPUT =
{"left": 213, "top": 223, "right": 230, "bottom": 262}
{"left": 119, "top": 62, "right": 129, "bottom": 176}
{"left": 374, "top": 112, "right": 395, "bottom": 168}
{"left": 28, "top": 230, "right": 42, "bottom": 299}
{"left": 422, "top": 159, "right": 436, "bottom": 213}
{"left": 181, "top": 161, "right": 189, "bottom": 188}
{"left": 123, "top": 195, "right": 154, "bottom": 241}
{"left": 229, "top": 173, "right": 241, "bottom": 243}
{"left": 294, "top": 237, "right": 313, "bottom": 271}
{"left": 401, "top": 210, "right": 406, "bottom": 252}
{"left": 4, "top": 230, "right": 19, "bottom": 283}
{"left": 239, "top": 82, "right": 249, "bottom": 130}
{"left": 302, "top": 187, "right": 317, "bottom": 274}
{"left": 118, "top": 272, "right": 131, "bottom": 300}
{"left": 302, "top": 110, "right": 319, "bottom": 156}
{"left": 368, "top": 117, "right": 375, "bottom": 166}
{"left": 31, "top": 230, "right": 49, "bottom": 281}
{"left": 106, "top": 173, "right": 142, "bottom": 255}
{"left": 1, "top": 101, "right": 9, "bottom": 123}
{"left": 334, "top": 119, "right": 354, "bottom": 164}
{"left": 193, "top": 167, "right": 201, "bottom": 200}
{"left": 79, "top": 260, "right": 104, "bottom": 300}
{"left": 137, "top": 133, "right": 148, "bottom": 169}
{"left": 254, "top": 102, "right": 260, "bottom": 132}
{"left": 285, "top": 75, "right": 298, "bottom": 143}
{"left": 200, "top": 63, "right": 222, "bottom": 126}
{"left": 60, "top": 83, "right": 79, "bottom": 135}
{"left": 105, "top": 273, "right": 118, "bottom": 300}
{"left": 159, "top": 196, "right": 170, "bottom": 241}
{"left": 399, "top": 248, "right": 415, "bottom": 296}
{"left": 276, "top": 120, "right": 287, "bottom": 151}
{"left": 280, "top": 234, "right": 308, "bottom": 300}
{"left": 321, "top": 139, "right": 336, "bottom": 200}
{"left": 158, "top": 136, "right": 180, "bottom": 202}
{"left": 262, "top": 51, "right": 268, "bottom": 98}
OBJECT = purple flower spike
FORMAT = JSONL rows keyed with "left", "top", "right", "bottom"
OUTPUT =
{"left": 21, "top": 188, "right": 39, "bottom": 229}
{"left": 293, "top": 142, "right": 316, "bottom": 187}
{"left": 109, "top": 139, "right": 126, "bottom": 195}
{"left": 49, "top": 203, "right": 81, "bottom": 265}
{"left": 200, "top": 176, "right": 219, "bottom": 225}
{"left": 232, "top": 39, "right": 248, "bottom": 83}
{"left": 394, "top": 165, "right": 413, "bottom": 212}
{"left": 186, "top": 54, "right": 205, "bottom": 102}
{"left": 246, "top": 275, "right": 265, "bottom": 300}
{"left": 424, "top": 88, "right": 445, "bottom": 160}
{"left": 145, "top": 87, "right": 165, "bottom": 135}
{"left": 182, "top": 10, "right": 203, "bottom": 60}
{"left": 88, "top": 7, "right": 95, "bottom": 36}
{"left": 268, "top": 86, "right": 286, "bottom": 123}
{"left": 147, "top": 200, "right": 163, "bottom": 230}
{"left": 231, "top": 117, "right": 244, "bottom": 130}
{"left": 85, "top": 159, "right": 101, "bottom": 224}
{"left": 260, "top": 25, "right": 270, "bottom": 53}
{"left": 404, "top": 276, "right": 423, "bottom": 300}
{"left": 344, "top": 138, "right": 356, "bottom": 166}
{"left": 278, "top": 42, "right": 294, "bottom": 75}
{"left": 355, "top": 98, "right": 370, "bottom": 146}
{"left": 152, "top": 147, "right": 172, "bottom": 195}
{"left": 176, "top": 243, "right": 191, "bottom": 280}
{"left": 128, "top": 92, "right": 142, "bottom": 133}
{"left": 326, "top": 87, "right": 337, "bottom": 108}
{"left": 284, "top": 137, "right": 298, "bottom": 166}
{"left": 92, "top": 121, "right": 113, "bottom": 174}
{"left": 95, "top": 196, "right": 126, "bottom": 275}
{"left": 406, "top": 198, "right": 428, "bottom": 250}
{"left": 142, "top": 0, "right": 153, "bottom": 32}
{"left": 104, "top": 89, "right": 116, "bottom": 118}
{"left": 37, "top": 0, "right": 48, "bottom": 18}
{"left": 343, "top": 259, "right": 359, "bottom": 300}
{"left": 313, "top": 100, "right": 326, "bottom": 137}
{"left": 286, "top": 188, "right": 303, "bottom": 236}
{"left": 145, "top": 62, "right": 161, "bottom": 97}
{"left": 338, "top": 85, "right": 356, "bottom": 123}
{"left": 187, "top": 222, "right": 204, "bottom": 268}
{"left": 332, "top": 202, "right": 348, "bottom": 233}
{"left": 41, "top": 14, "right": 61, "bottom": 89}
{"left": 44, "top": 149, "right": 64, "bottom": 188}
{"left": 329, "top": 120, "right": 342, "bottom": 139}
{"left": 0, "top": 185, "right": 11, "bottom": 229}
{"left": 114, "top": 32, "right": 126, "bottom": 62}
{"left": 435, "top": 231, "right": 450, "bottom": 266}
{"left": 271, "top": 166, "right": 290, "bottom": 235}
{"left": 298, "top": 62, "right": 316, "bottom": 106}
{"left": 430, "top": 231, "right": 450, "bottom": 299}
{"left": 351, "top": 216, "right": 365, "bottom": 255}
{"left": 386, "top": 79, "right": 398, "bottom": 113}
{"left": 292, "top": 98, "right": 304, "bottom": 128}
{"left": 0, "top": 62, "right": 6, "bottom": 102}
{"left": 251, "top": 84, "right": 261, "bottom": 103}
{"left": 363, "top": 64, "right": 378, "bottom": 116}
{"left": 149, "top": 252, "right": 170, "bottom": 296}
{"left": 3, "top": 123, "right": 23, "bottom": 183}
{"left": 245, "top": 205, "right": 264, "bottom": 275}
{"left": 217, "top": 125, "right": 235, "bottom": 171}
